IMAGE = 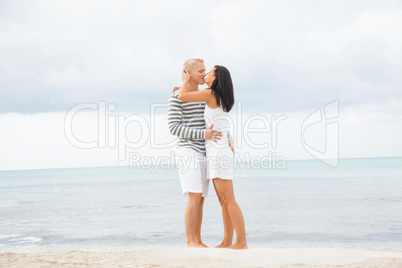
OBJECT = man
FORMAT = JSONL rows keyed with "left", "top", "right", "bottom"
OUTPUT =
{"left": 168, "top": 58, "right": 233, "bottom": 248}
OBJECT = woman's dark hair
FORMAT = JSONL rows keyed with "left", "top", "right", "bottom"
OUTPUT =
{"left": 210, "top": 65, "right": 234, "bottom": 112}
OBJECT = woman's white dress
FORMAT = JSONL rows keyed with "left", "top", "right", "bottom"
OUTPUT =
{"left": 204, "top": 105, "right": 234, "bottom": 180}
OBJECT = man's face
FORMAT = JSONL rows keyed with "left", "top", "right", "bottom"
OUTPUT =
{"left": 189, "top": 62, "right": 206, "bottom": 85}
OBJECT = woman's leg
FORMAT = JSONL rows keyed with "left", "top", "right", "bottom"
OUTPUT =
{"left": 195, "top": 197, "right": 208, "bottom": 247}
{"left": 213, "top": 179, "right": 234, "bottom": 248}
{"left": 213, "top": 178, "right": 247, "bottom": 249}
{"left": 184, "top": 192, "right": 204, "bottom": 247}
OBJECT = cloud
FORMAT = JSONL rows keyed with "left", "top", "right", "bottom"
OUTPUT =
{"left": 1, "top": 0, "right": 402, "bottom": 115}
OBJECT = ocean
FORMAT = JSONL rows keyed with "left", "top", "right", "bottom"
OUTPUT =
{"left": 1, "top": 157, "right": 401, "bottom": 252}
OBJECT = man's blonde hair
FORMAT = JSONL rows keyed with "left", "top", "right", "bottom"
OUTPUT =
{"left": 183, "top": 58, "right": 204, "bottom": 71}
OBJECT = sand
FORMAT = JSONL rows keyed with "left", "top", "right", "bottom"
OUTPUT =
{"left": 1, "top": 248, "right": 402, "bottom": 268}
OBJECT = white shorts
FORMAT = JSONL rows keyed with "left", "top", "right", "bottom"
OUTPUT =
{"left": 175, "top": 147, "right": 209, "bottom": 198}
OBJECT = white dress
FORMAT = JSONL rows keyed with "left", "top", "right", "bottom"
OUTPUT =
{"left": 204, "top": 105, "right": 234, "bottom": 180}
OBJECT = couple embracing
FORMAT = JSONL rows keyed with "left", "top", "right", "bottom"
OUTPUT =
{"left": 168, "top": 58, "right": 247, "bottom": 249}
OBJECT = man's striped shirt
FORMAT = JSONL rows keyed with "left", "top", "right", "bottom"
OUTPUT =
{"left": 168, "top": 90, "right": 206, "bottom": 153}
{"left": 168, "top": 90, "right": 232, "bottom": 154}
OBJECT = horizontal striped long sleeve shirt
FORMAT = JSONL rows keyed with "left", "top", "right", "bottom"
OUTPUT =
{"left": 168, "top": 90, "right": 232, "bottom": 154}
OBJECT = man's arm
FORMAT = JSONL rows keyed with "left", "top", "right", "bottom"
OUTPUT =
{"left": 227, "top": 131, "right": 233, "bottom": 141}
{"left": 227, "top": 131, "right": 235, "bottom": 154}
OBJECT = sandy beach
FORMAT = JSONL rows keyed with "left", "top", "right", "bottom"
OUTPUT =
{"left": 1, "top": 248, "right": 402, "bottom": 268}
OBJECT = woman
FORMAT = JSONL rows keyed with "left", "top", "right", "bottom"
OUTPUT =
{"left": 178, "top": 65, "right": 248, "bottom": 250}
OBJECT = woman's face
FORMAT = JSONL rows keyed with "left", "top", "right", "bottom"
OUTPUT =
{"left": 205, "top": 67, "right": 216, "bottom": 87}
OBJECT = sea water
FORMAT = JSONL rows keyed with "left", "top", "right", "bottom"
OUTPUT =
{"left": 0, "top": 157, "right": 401, "bottom": 252}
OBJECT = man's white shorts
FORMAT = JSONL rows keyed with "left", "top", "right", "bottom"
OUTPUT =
{"left": 175, "top": 147, "right": 209, "bottom": 198}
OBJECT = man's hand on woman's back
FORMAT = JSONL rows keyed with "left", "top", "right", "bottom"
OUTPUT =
{"left": 205, "top": 124, "right": 222, "bottom": 143}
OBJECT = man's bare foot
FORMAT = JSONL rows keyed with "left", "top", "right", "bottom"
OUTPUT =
{"left": 228, "top": 242, "right": 248, "bottom": 250}
{"left": 215, "top": 241, "right": 232, "bottom": 248}
{"left": 186, "top": 241, "right": 204, "bottom": 248}
{"left": 198, "top": 241, "right": 208, "bottom": 248}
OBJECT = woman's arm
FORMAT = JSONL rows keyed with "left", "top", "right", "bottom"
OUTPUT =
{"left": 178, "top": 72, "right": 212, "bottom": 102}
{"left": 178, "top": 88, "right": 211, "bottom": 102}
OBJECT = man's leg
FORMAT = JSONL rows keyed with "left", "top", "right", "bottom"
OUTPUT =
{"left": 184, "top": 192, "right": 203, "bottom": 248}
{"left": 193, "top": 153, "right": 209, "bottom": 247}
{"left": 194, "top": 197, "right": 208, "bottom": 247}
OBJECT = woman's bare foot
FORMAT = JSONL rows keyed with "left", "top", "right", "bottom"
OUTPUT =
{"left": 228, "top": 242, "right": 248, "bottom": 250}
{"left": 215, "top": 241, "right": 232, "bottom": 248}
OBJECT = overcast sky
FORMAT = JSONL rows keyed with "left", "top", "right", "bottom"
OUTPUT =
{"left": 1, "top": 0, "right": 401, "bottom": 170}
